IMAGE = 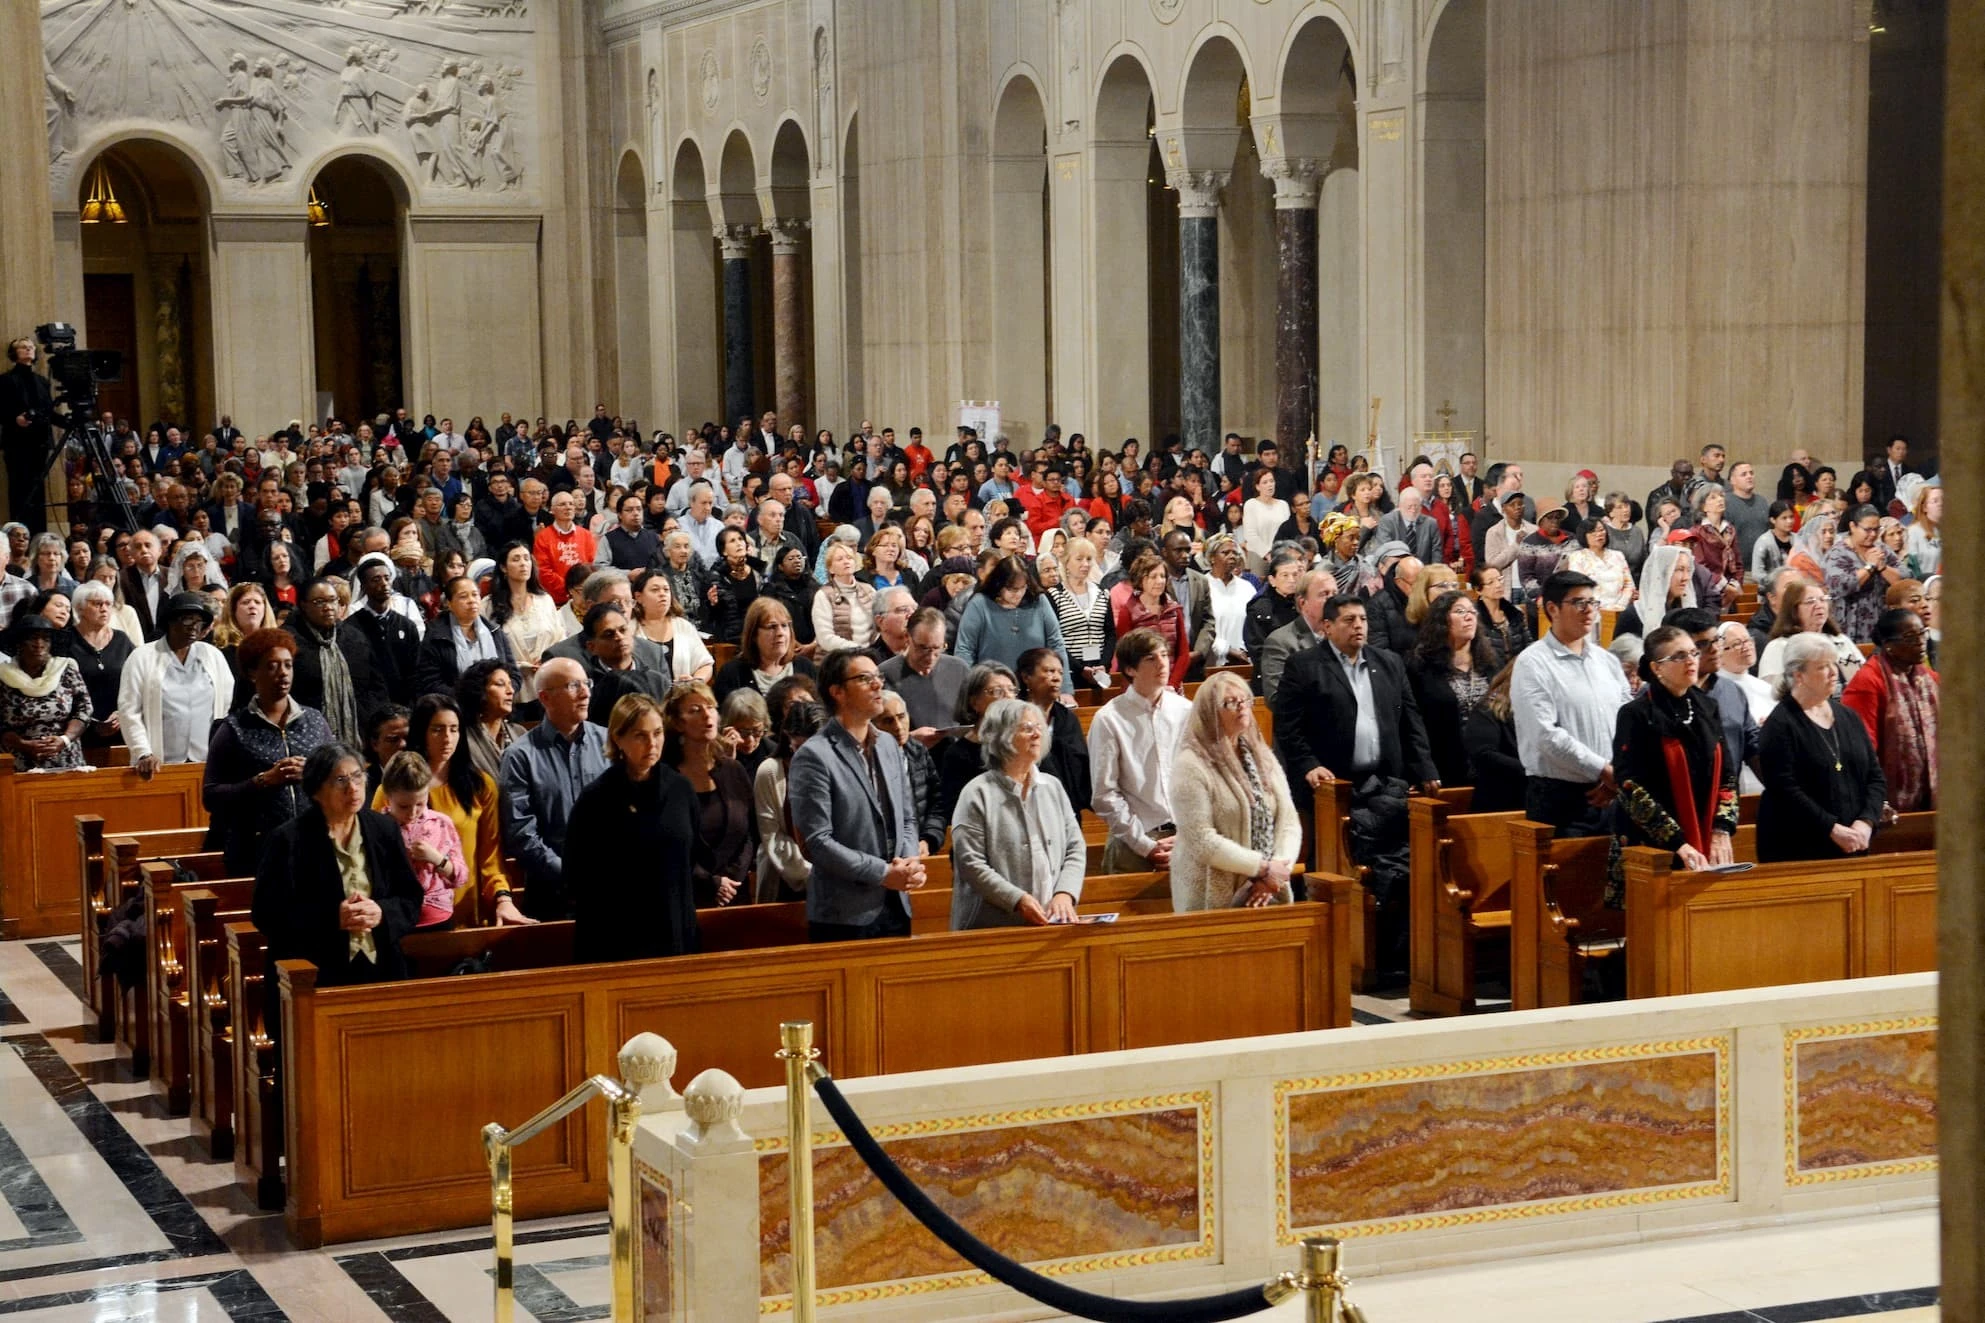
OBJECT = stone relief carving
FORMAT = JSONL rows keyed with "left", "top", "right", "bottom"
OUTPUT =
{"left": 750, "top": 35, "right": 772, "bottom": 103}
{"left": 813, "top": 28, "right": 833, "bottom": 172}
{"left": 1056, "top": 0, "right": 1082, "bottom": 136}
{"left": 1150, "top": 0, "right": 1184, "bottom": 21}
{"left": 700, "top": 49, "right": 722, "bottom": 113}
{"left": 44, "top": 52, "right": 76, "bottom": 162}
{"left": 216, "top": 53, "right": 298, "bottom": 184}
{"left": 42, "top": 0, "right": 537, "bottom": 199}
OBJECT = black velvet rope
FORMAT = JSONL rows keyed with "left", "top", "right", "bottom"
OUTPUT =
{"left": 810, "top": 1075, "right": 1282, "bottom": 1323}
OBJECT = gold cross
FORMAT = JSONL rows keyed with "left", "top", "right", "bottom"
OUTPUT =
{"left": 1436, "top": 399, "right": 1457, "bottom": 429}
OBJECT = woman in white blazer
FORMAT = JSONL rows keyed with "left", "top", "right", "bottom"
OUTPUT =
{"left": 1169, "top": 671, "right": 1302, "bottom": 911}
{"left": 116, "top": 591, "right": 235, "bottom": 776}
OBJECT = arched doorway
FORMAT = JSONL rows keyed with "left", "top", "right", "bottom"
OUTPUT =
{"left": 992, "top": 76, "right": 1050, "bottom": 444}
{"left": 1093, "top": 56, "right": 1161, "bottom": 447}
{"left": 1422, "top": 0, "right": 1485, "bottom": 436}
{"left": 306, "top": 154, "right": 407, "bottom": 429}
{"left": 767, "top": 120, "right": 814, "bottom": 433}
{"left": 75, "top": 139, "right": 215, "bottom": 434}
{"left": 614, "top": 151, "right": 654, "bottom": 425}
{"left": 1278, "top": 19, "right": 1361, "bottom": 458}
{"left": 668, "top": 140, "right": 720, "bottom": 429}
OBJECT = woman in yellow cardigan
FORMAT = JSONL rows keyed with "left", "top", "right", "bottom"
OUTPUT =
{"left": 370, "top": 692, "right": 509, "bottom": 925}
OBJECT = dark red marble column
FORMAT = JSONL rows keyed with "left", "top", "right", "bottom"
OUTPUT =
{"left": 768, "top": 220, "right": 807, "bottom": 432}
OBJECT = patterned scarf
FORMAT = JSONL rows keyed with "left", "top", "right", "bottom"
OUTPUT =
{"left": 1878, "top": 657, "right": 1938, "bottom": 811}
{"left": 294, "top": 617, "right": 360, "bottom": 747}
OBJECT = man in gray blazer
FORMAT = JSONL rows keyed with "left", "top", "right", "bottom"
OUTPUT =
{"left": 1258, "top": 569, "right": 1334, "bottom": 703}
{"left": 786, "top": 649, "right": 928, "bottom": 940}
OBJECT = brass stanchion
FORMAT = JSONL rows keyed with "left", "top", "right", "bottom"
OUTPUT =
{"left": 606, "top": 1086, "right": 642, "bottom": 1321}
{"left": 778, "top": 1021, "right": 821, "bottom": 1323}
{"left": 482, "top": 1123, "right": 515, "bottom": 1323}
{"left": 1300, "top": 1236, "right": 1371, "bottom": 1322}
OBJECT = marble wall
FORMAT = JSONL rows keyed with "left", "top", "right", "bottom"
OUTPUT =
{"left": 638, "top": 974, "right": 1939, "bottom": 1323}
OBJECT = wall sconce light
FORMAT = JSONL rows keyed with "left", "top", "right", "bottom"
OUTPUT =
{"left": 308, "top": 185, "right": 331, "bottom": 227}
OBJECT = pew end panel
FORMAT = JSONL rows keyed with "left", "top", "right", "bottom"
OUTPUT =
{"left": 183, "top": 884, "right": 253, "bottom": 1161}
{"left": 1507, "top": 822, "right": 1618, "bottom": 1011}
{"left": 226, "top": 922, "right": 282, "bottom": 1211}
{"left": 1407, "top": 798, "right": 1524, "bottom": 1017}
{"left": 0, "top": 759, "right": 205, "bottom": 939}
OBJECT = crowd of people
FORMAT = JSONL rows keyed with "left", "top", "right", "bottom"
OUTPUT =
{"left": 0, "top": 374, "right": 1941, "bottom": 990}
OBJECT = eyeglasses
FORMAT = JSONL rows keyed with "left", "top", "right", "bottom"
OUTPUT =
{"left": 843, "top": 671, "right": 886, "bottom": 689}
{"left": 324, "top": 771, "right": 367, "bottom": 789}
{"left": 1559, "top": 597, "right": 1602, "bottom": 612}
{"left": 1653, "top": 650, "right": 1700, "bottom": 666}
{"left": 1218, "top": 698, "right": 1252, "bottom": 712}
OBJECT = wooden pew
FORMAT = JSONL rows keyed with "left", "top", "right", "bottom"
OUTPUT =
{"left": 1508, "top": 812, "right": 1935, "bottom": 1008}
{"left": 1, "top": 754, "right": 205, "bottom": 939}
{"left": 908, "top": 869, "right": 1177, "bottom": 934}
{"left": 1312, "top": 779, "right": 1387, "bottom": 991}
{"left": 141, "top": 855, "right": 233, "bottom": 1114}
{"left": 227, "top": 921, "right": 283, "bottom": 1210}
{"left": 184, "top": 883, "right": 254, "bottom": 1160}
{"left": 1622, "top": 842, "right": 1935, "bottom": 998}
{"left": 1407, "top": 790, "right": 1526, "bottom": 1015}
{"left": 81, "top": 823, "right": 211, "bottom": 1042}
{"left": 275, "top": 887, "right": 1357, "bottom": 1246}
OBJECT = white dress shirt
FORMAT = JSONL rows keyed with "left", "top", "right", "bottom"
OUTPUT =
{"left": 1206, "top": 574, "right": 1256, "bottom": 662}
{"left": 1510, "top": 630, "right": 1631, "bottom": 783}
{"left": 1087, "top": 686, "right": 1193, "bottom": 858}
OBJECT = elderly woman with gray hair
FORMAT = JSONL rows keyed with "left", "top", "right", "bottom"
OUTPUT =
{"left": 948, "top": 697, "right": 1085, "bottom": 930}
{"left": 1756, "top": 631, "right": 1887, "bottom": 864}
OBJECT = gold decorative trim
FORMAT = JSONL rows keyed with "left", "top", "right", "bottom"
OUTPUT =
{"left": 757, "top": 1091, "right": 1216, "bottom": 1314}
{"left": 1275, "top": 1036, "right": 1732, "bottom": 1243}
{"left": 1783, "top": 1015, "right": 1939, "bottom": 1186}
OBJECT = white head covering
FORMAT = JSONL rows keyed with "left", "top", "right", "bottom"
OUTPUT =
{"left": 165, "top": 540, "right": 227, "bottom": 595}
{"left": 1636, "top": 542, "right": 1695, "bottom": 635}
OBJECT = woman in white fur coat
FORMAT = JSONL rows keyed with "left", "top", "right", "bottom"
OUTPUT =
{"left": 1169, "top": 671, "right": 1303, "bottom": 911}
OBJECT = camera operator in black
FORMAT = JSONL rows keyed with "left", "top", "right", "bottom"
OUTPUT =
{"left": 0, "top": 339, "right": 54, "bottom": 533}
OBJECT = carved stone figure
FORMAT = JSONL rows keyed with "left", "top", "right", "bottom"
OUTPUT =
{"left": 750, "top": 36, "right": 772, "bottom": 102}
{"left": 700, "top": 50, "right": 721, "bottom": 113}
{"left": 336, "top": 48, "right": 378, "bottom": 134}
{"left": 216, "top": 54, "right": 290, "bottom": 184}
{"left": 1057, "top": 0, "right": 1083, "bottom": 136}
{"left": 432, "top": 60, "right": 471, "bottom": 183}
{"left": 44, "top": 52, "right": 75, "bottom": 162}
{"left": 813, "top": 29, "right": 834, "bottom": 171}
{"left": 470, "top": 77, "right": 523, "bottom": 189}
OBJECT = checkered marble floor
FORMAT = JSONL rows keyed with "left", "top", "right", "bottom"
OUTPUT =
{"left": 0, "top": 939, "right": 1938, "bottom": 1322}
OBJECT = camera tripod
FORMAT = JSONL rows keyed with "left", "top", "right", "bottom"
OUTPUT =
{"left": 41, "top": 412, "right": 139, "bottom": 534}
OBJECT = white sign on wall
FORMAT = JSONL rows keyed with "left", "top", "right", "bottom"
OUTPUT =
{"left": 958, "top": 400, "right": 1001, "bottom": 449}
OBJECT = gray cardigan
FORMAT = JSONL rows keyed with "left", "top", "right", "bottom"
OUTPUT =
{"left": 948, "top": 768, "right": 1086, "bottom": 930}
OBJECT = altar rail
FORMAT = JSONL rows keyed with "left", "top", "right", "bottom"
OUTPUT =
{"left": 636, "top": 974, "right": 1938, "bottom": 1322}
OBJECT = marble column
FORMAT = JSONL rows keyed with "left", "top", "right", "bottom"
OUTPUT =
{"left": 149, "top": 254, "right": 188, "bottom": 429}
{"left": 717, "top": 225, "right": 756, "bottom": 428}
{"left": 766, "top": 219, "right": 807, "bottom": 432}
{"left": 1266, "top": 159, "right": 1323, "bottom": 458}
{"left": 1941, "top": 0, "right": 1984, "bottom": 1308}
{"left": 1171, "top": 170, "right": 1227, "bottom": 454}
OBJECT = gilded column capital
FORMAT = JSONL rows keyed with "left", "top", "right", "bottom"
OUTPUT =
{"left": 1262, "top": 157, "right": 1326, "bottom": 210}
{"left": 1167, "top": 169, "right": 1230, "bottom": 219}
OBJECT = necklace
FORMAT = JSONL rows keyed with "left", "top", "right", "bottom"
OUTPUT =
{"left": 1817, "top": 722, "right": 1842, "bottom": 772}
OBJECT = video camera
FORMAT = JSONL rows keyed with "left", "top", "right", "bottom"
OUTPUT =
{"left": 33, "top": 322, "right": 121, "bottom": 416}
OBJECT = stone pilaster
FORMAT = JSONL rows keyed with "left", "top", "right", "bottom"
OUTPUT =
{"left": 1265, "top": 158, "right": 1324, "bottom": 458}
{"left": 149, "top": 254, "right": 188, "bottom": 429}
{"left": 0, "top": 3, "right": 55, "bottom": 340}
{"left": 716, "top": 224, "right": 757, "bottom": 428}
{"left": 1170, "top": 170, "right": 1228, "bottom": 453}
{"left": 766, "top": 219, "right": 807, "bottom": 433}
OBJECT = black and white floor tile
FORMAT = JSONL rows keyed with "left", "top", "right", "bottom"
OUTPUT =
{"left": 0, "top": 937, "right": 1941, "bottom": 1321}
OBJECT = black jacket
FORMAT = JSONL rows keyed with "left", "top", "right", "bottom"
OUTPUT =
{"left": 1243, "top": 587, "right": 1299, "bottom": 669}
{"left": 412, "top": 615, "right": 520, "bottom": 700}
{"left": 251, "top": 805, "right": 423, "bottom": 986}
{"left": 346, "top": 605, "right": 423, "bottom": 706}
{"left": 1364, "top": 579, "right": 1415, "bottom": 661}
{"left": 1407, "top": 655, "right": 1496, "bottom": 788}
{"left": 566, "top": 763, "right": 699, "bottom": 963}
{"left": 475, "top": 496, "right": 534, "bottom": 551}
{"left": 0, "top": 364, "right": 53, "bottom": 463}
{"left": 1272, "top": 642, "right": 1436, "bottom": 788}
{"left": 1462, "top": 706, "right": 1527, "bottom": 812}
{"left": 285, "top": 624, "right": 390, "bottom": 735}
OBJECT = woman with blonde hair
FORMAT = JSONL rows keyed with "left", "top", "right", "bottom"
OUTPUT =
{"left": 1402, "top": 563, "right": 1461, "bottom": 627}
{"left": 1904, "top": 482, "right": 1941, "bottom": 578}
{"left": 1759, "top": 579, "right": 1863, "bottom": 690}
{"left": 1169, "top": 670, "right": 1303, "bottom": 911}
{"left": 863, "top": 525, "right": 917, "bottom": 596}
{"left": 812, "top": 539, "right": 878, "bottom": 651}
